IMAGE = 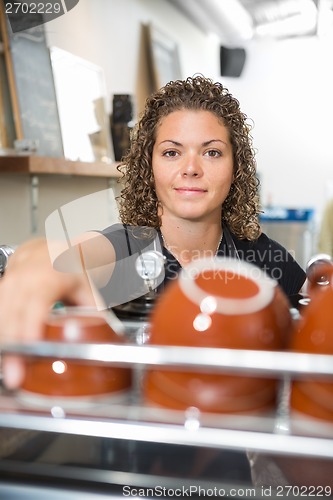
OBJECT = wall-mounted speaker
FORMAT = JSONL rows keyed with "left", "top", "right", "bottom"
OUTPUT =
{"left": 220, "top": 46, "right": 246, "bottom": 78}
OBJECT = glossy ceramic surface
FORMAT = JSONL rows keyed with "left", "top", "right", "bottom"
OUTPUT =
{"left": 144, "top": 257, "right": 292, "bottom": 413}
{"left": 290, "top": 264, "right": 333, "bottom": 422}
{"left": 306, "top": 255, "right": 333, "bottom": 296}
{"left": 21, "top": 310, "right": 132, "bottom": 397}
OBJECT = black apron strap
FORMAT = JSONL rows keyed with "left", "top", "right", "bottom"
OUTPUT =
{"left": 123, "top": 224, "right": 133, "bottom": 256}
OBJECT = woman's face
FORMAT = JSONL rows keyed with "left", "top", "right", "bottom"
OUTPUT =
{"left": 152, "top": 109, "right": 234, "bottom": 224}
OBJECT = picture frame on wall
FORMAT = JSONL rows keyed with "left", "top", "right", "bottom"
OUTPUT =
{"left": 146, "top": 23, "right": 182, "bottom": 91}
{"left": 0, "top": 3, "right": 64, "bottom": 157}
{"left": 50, "top": 47, "right": 114, "bottom": 163}
{"left": 0, "top": 22, "right": 16, "bottom": 150}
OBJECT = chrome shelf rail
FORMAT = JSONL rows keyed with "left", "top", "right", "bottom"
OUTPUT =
{"left": 1, "top": 342, "right": 333, "bottom": 378}
{"left": 0, "top": 411, "right": 332, "bottom": 459}
{"left": 0, "top": 339, "right": 333, "bottom": 460}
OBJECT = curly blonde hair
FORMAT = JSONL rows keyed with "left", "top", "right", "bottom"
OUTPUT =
{"left": 118, "top": 75, "right": 261, "bottom": 240}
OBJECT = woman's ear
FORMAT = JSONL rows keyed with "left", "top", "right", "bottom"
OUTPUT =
{"left": 157, "top": 201, "right": 164, "bottom": 217}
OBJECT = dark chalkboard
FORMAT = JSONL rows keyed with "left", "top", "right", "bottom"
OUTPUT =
{"left": 8, "top": 24, "right": 64, "bottom": 157}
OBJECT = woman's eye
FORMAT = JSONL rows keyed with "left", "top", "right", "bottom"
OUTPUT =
{"left": 163, "top": 150, "right": 178, "bottom": 158}
{"left": 205, "top": 149, "right": 222, "bottom": 158}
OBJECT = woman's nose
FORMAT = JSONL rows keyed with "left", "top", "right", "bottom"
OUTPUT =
{"left": 180, "top": 155, "right": 203, "bottom": 177}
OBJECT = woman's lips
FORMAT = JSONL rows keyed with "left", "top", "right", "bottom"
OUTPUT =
{"left": 174, "top": 187, "right": 207, "bottom": 194}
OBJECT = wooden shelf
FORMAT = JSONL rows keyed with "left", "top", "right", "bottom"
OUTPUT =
{"left": 0, "top": 155, "right": 122, "bottom": 178}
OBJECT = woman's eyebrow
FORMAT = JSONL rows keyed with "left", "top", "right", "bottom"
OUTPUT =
{"left": 158, "top": 140, "right": 182, "bottom": 146}
{"left": 158, "top": 139, "right": 228, "bottom": 146}
{"left": 202, "top": 139, "right": 228, "bottom": 147}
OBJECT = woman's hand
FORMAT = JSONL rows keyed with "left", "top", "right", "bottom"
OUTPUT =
{"left": 0, "top": 238, "right": 97, "bottom": 388}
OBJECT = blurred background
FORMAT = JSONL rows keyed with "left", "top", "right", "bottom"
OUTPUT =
{"left": 1, "top": 0, "right": 333, "bottom": 266}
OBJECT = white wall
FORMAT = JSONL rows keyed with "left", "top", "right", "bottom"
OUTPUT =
{"left": 2, "top": 0, "right": 333, "bottom": 247}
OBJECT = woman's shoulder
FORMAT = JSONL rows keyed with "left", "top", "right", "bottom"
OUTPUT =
{"left": 101, "top": 224, "right": 161, "bottom": 257}
{"left": 233, "top": 231, "right": 288, "bottom": 254}
{"left": 233, "top": 230, "right": 302, "bottom": 267}
{"left": 231, "top": 230, "right": 306, "bottom": 295}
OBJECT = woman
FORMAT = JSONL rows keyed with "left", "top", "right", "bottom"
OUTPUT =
{"left": 0, "top": 75, "right": 306, "bottom": 388}
{"left": 116, "top": 75, "right": 305, "bottom": 292}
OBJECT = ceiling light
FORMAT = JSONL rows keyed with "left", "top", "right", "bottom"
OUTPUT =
{"left": 254, "top": 0, "right": 318, "bottom": 38}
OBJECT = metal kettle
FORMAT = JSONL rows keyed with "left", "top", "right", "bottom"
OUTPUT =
{"left": 0, "top": 245, "right": 15, "bottom": 278}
